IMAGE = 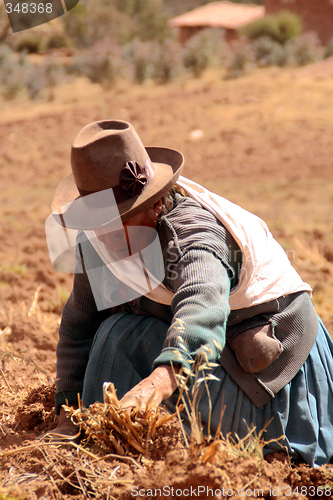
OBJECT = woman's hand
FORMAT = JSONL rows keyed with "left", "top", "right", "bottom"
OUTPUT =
{"left": 119, "top": 365, "right": 179, "bottom": 412}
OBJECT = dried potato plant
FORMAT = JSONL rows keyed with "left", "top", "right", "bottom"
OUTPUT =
{"left": 63, "top": 383, "right": 183, "bottom": 458}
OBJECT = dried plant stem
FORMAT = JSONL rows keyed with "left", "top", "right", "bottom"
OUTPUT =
{"left": 0, "top": 423, "right": 11, "bottom": 436}
{"left": 49, "top": 475, "right": 64, "bottom": 499}
{"left": 0, "top": 440, "right": 98, "bottom": 459}
{"left": 0, "top": 349, "right": 53, "bottom": 384}
{"left": 203, "top": 376, "right": 212, "bottom": 437}
{"left": 74, "top": 466, "right": 91, "bottom": 498}
{"left": 0, "top": 366, "right": 13, "bottom": 392}
{"left": 97, "top": 454, "right": 144, "bottom": 471}
{"left": 177, "top": 409, "right": 189, "bottom": 447}
{"left": 66, "top": 384, "right": 181, "bottom": 458}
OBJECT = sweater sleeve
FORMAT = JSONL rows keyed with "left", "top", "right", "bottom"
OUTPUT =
{"left": 152, "top": 248, "right": 231, "bottom": 372}
{"left": 55, "top": 269, "right": 112, "bottom": 413}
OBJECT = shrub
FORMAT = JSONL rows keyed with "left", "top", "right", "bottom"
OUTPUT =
{"left": 0, "top": 44, "right": 13, "bottom": 67}
{"left": 126, "top": 38, "right": 181, "bottom": 84}
{"left": 87, "top": 2, "right": 135, "bottom": 47}
{"left": 2, "top": 73, "right": 24, "bottom": 100}
{"left": 253, "top": 36, "right": 289, "bottom": 67}
{"left": 72, "top": 39, "right": 126, "bottom": 87}
{"left": 0, "top": 61, "right": 26, "bottom": 100}
{"left": 12, "top": 32, "right": 45, "bottom": 53}
{"left": 325, "top": 38, "right": 333, "bottom": 59}
{"left": 182, "top": 28, "right": 225, "bottom": 77}
{"left": 25, "top": 65, "right": 47, "bottom": 100}
{"left": 62, "top": 2, "right": 92, "bottom": 48}
{"left": 241, "top": 11, "right": 302, "bottom": 45}
{"left": 62, "top": 0, "right": 163, "bottom": 48}
{"left": 78, "top": 51, "right": 114, "bottom": 86}
{"left": 224, "top": 38, "right": 253, "bottom": 79}
{"left": 43, "top": 57, "right": 65, "bottom": 100}
{"left": 136, "top": 0, "right": 170, "bottom": 44}
{"left": 0, "top": 47, "right": 27, "bottom": 99}
{"left": 151, "top": 39, "right": 181, "bottom": 84}
{"left": 286, "top": 32, "right": 324, "bottom": 67}
{"left": 44, "top": 31, "right": 71, "bottom": 50}
{"left": 127, "top": 40, "right": 154, "bottom": 83}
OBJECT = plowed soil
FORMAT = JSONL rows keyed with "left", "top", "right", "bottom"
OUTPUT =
{"left": 0, "top": 64, "right": 333, "bottom": 499}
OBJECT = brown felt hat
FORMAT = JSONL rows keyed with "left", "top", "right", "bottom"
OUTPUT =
{"left": 51, "top": 120, "right": 184, "bottom": 229}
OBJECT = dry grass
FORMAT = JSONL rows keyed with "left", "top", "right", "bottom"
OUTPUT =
{"left": 0, "top": 286, "right": 59, "bottom": 387}
{"left": 0, "top": 374, "right": 292, "bottom": 500}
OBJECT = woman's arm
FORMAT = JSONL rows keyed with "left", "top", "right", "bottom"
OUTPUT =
{"left": 153, "top": 248, "right": 232, "bottom": 371}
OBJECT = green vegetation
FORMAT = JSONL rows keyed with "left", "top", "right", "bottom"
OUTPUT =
{"left": 182, "top": 28, "right": 225, "bottom": 77}
{"left": 0, "top": 0, "right": 331, "bottom": 99}
{"left": 0, "top": 263, "right": 30, "bottom": 275}
{"left": 240, "top": 11, "right": 302, "bottom": 45}
{"left": 325, "top": 37, "right": 333, "bottom": 58}
{"left": 0, "top": 486, "right": 24, "bottom": 499}
{"left": 287, "top": 32, "right": 324, "bottom": 66}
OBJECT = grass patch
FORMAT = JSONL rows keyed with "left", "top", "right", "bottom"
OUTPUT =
{"left": 0, "top": 264, "right": 29, "bottom": 275}
{"left": 0, "top": 488, "right": 24, "bottom": 500}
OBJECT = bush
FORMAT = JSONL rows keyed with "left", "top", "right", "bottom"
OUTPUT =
{"left": 151, "top": 39, "right": 181, "bottom": 84}
{"left": 72, "top": 39, "right": 126, "bottom": 87}
{"left": 86, "top": 2, "right": 135, "bottom": 47}
{"left": 25, "top": 65, "right": 47, "bottom": 100}
{"left": 62, "top": 0, "right": 170, "bottom": 48}
{"left": 1, "top": 71, "right": 25, "bottom": 100}
{"left": 62, "top": 1, "right": 130, "bottom": 48}
{"left": 0, "top": 44, "right": 13, "bottom": 67}
{"left": 43, "top": 57, "right": 65, "bottom": 100}
{"left": 126, "top": 38, "right": 181, "bottom": 84}
{"left": 44, "top": 31, "right": 71, "bottom": 50}
{"left": 253, "top": 36, "right": 289, "bottom": 67}
{"left": 12, "top": 33, "right": 45, "bottom": 53}
{"left": 0, "top": 43, "right": 66, "bottom": 101}
{"left": 9, "top": 17, "right": 69, "bottom": 53}
{"left": 0, "top": 53, "right": 27, "bottom": 100}
{"left": 126, "top": 40, "right": 154, "bottom": 84}
{"left": 182, "top": 28, "right": 225, "bottom": 77}
{"left": 325, "top": 38, "right": 333, "bottom": 59}
{"left": 241, "top": 11, "right": 302, "bottom": 45}
{"left": 62, "top": 2, "right": 92, "bottom": 48}
{"left": 286, "top": 32, "right": 324, "bottom": 66}
{"left": 225, "top": 39, "right": 253, "bottom": 79}
{"left": 137, "top": 0, "right": 170, "bottom": 44}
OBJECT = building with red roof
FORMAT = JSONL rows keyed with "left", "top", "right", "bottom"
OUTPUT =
{"left": 169, "top": 1, "right": 333, "bottom": 46}
{"left": 168, "top": 1, "right": 265, "bottom": 43}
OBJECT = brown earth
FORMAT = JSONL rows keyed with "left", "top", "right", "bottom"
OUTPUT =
{"left": 0, "top": 64, "right": 333, "bottom": 498}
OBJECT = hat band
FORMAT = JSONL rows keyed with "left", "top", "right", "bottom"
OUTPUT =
{"left": 78, "top": 158, "right": 154, "bottom": 204}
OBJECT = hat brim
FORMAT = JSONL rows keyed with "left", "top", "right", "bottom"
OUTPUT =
{"left": 51, "top": 147, "right": 184, "bottom": 230}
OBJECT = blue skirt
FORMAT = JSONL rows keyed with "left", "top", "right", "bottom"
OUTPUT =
{"left": 82, "top": 313, "right": 333, "bottom": 466}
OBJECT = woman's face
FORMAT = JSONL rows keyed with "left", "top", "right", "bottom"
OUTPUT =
{"left": 93, "top": 200, "right": 162, "bottom": 257}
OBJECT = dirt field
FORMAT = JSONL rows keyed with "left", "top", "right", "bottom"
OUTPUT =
{"left": 0, "top": 64, "right": 333, "bottom": 498}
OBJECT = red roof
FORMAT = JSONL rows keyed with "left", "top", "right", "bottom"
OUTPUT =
{"left": 168, "top": 1, "right": 265, "bottom": 30}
